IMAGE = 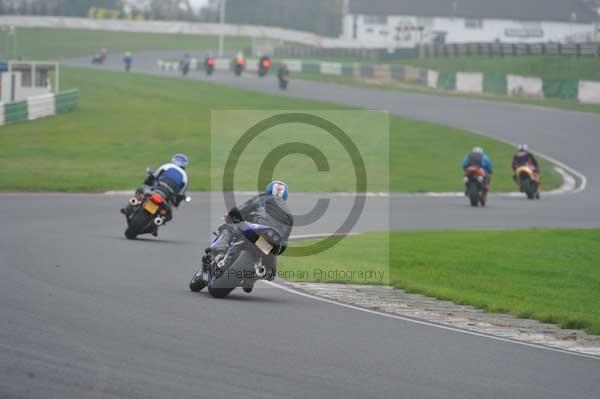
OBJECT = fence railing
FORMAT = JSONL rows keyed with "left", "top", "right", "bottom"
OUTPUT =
{"left": 0, "top": 89, "right": 79, "bottom": 126}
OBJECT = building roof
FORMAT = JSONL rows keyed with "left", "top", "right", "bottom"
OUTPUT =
{"left": 348, "top": 0, "right": 600, "bottom": 23}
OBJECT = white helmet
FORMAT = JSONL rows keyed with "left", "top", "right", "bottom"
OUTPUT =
{"left": 518, "top": 144, "right": 528, "bottom": 151}
{"left": 472, "top": 147, "right": 484, "bottom": 155}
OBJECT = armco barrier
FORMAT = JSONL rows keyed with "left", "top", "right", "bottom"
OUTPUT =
{"left": 578, "top": 81, "right": 600, "bottom": 104}
{"left": 426, "top": 70, "right": 438, "bottom": 88}
{"left": 28, "top": 93, "right": 56, "bottom": 120}
{"left": 507, "top": 75, "right": 543, "bottom": 98}
{"left": 0, "top": 90, "right": 79, "bottom": 126}
{"left": 4, "top": 101, "right": 28, "bottom": 124}
{"left": 437, "top": 72, "right": 456, "bottom": 90}
{"left": 456, "top": 72, "right": 484, "bottom": 94}
{"left": 55, "top": 90, "right": 80, "bottom": 114}
{"left": 320, "top": 62, "right": 342, "bottom": 76}
{"left": 483, "top": 73, "right": 508, "bottom": 95}
{"left": 542, "top": 79, "right": 579, "bottom": 100}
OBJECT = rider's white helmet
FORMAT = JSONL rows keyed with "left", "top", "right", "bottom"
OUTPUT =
{"left": 266, "top": 180, "right": 289, "bottom": 201}
{"left": 518, "top": 144, "right": 528, "bottom": 151}
{"left": 472, "top": 147, "right": 484, "bottom": 155}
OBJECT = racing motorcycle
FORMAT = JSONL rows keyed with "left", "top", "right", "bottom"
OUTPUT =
{"left": 515, "top": 165, "right": 541, "bottom": 200}
{"left": 278, "top": 73, "right": 289, "bottom": 90}
{"left": 189, "top": 222, "right": 283, "bottom": 298}
{"left": 205, "top": 57, "right": 216, "bottom": 75}
{"left": 258, "top": 56, "right": 271, "bottom": 77}
{"left": 464, "top": 166, "right": 487, "bottom": 207}
{"left": 123, "top": 170, "right": 190, "bottom": 239}
{"left": 233, "top": 57, "right": 245, "bottom": 76}
{"left": 92, "top": 50, "right": 107, "bottom": 64}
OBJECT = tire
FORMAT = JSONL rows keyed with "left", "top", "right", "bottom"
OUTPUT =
{"left": 124, "top": 210, "right": 152, "bottom": 240}
{"left": 208, "top": 249, "right": 256, "bottom": 299}
{"left": 467, "top": 183, "right": 479, "bottom": 207}
{"left": 208, "top": 286, "right": 234, "bottom": 298}
{"left": 524, "top": 178, "right": 536, "bottom": 200}
{"left": 189, "top": 272, "right": 207, "bottom": 292}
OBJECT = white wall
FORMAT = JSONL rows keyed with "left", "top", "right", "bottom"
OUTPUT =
{"left": 342, "top": 14, "right": 598, "bottom": 47}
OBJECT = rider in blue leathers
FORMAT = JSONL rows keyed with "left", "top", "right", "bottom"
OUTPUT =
{"left": 463, "top": 146, "right": 493, "bottom": 198}
{"left": 121, "top": 154, "right": 189, "bottom": 221}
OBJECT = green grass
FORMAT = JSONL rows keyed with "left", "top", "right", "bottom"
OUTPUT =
{"left": 0, "top": 66, "right": 561, "bottom": 192}
{"left": 280, "top": 229, "right": 600, "bottom": 335}
{"left": 0, "top": 27, "right": 250, "bottom": 60}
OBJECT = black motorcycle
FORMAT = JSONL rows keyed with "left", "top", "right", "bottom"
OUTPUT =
{"left": 189, "top": 222, "right": 283, "bottom": 298}
{"left": 123, "top": 170, "right": 190, "bottom": 239}
{"left": 233, "top": 58, "right": 245, "bottom": 76}
{"left": 181, "top": 62, "right": 190, "bottom": 76}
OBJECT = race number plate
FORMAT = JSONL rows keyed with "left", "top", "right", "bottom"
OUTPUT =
{"left": 143, "top": 201, "right": 159, "bottom": 215}
{"left": 255, "top": 235, "right": 273, "bottom": 255}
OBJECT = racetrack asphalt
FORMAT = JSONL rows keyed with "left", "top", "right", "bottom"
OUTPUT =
{"left": 1, "top": 52, "right": 599, "bottom": 398}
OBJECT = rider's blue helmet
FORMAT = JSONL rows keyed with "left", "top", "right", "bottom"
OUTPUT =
{"left": 266, "top": 180, "right": 288, "bottom": 201}
{"left": 172, "top": 153, "right": 189, "bottom": 169}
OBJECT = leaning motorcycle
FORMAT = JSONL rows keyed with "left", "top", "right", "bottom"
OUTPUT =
{"left": 189, "top": 222, "right": 283, "bottom": 298}
{"left": 123, "top": 171, "right": 191, "bottom": 239}
{"left": 464, "top": 166, "right": 487, "bottom": 207}
{"left": 515, "top": 165, "right": 540, "bottom": 200}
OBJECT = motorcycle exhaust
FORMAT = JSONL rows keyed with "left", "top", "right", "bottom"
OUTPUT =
{"left": 129, "top": 197, "right": 141, "bottom": 206}
{"left": 154, "top": 217, "right": 164, "bottom": 226}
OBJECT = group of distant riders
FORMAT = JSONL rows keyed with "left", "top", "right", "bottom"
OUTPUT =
{"left": 462, "top": 144, "right": 541, "bottom": 205}
{"left": 92, "top": 48, "right": 290, "bottom": 89}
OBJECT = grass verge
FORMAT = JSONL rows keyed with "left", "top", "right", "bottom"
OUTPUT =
{"left": 0, "top": 66, "right": 561, "bottom": 192}
{"left": 0, "top": 27, "right": 250, "bottom": 60}
{"left": 280, "top": 229, "right": 600, "bottom": 335}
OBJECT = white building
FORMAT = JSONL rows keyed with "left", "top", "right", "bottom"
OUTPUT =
{"left": 341, "top": 0, "right": 600, "bottom": 48}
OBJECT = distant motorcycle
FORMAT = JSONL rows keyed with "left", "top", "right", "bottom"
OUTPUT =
{"left": 233, "top": 57, "right": 245, "bottom": 76}
{"left": 189, "top": 221, "right": 283, "bottom": 298}
{"left": 277, "top": 65, "right": 289, "bottom": 90}
{"left": 257, "top": 56, "right": 271, "bottom": 77}
{"left": 92, "top": 50, "right": 107, "bottom": 64}
{"left": 205, "top": 57, "right": 216, "bottom": 75}
{"left": 278, "top": 75, "right": 289, "bottom": 90}
{"left": 515, "top": 165, "right": 540, "bottom": 200}
{"left": 123, "top": 170, "right": 190, "bottom": 239}
{"left": 180, "top": 61, "right": 190, "bottom": 76}
{"left": 123, "top": 54, "right": 133, "bottom": 72}
{"left": 464, "top": 166, "right": 487, "bottom": 207}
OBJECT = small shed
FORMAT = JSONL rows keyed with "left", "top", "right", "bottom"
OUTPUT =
{"left": 0, "top": 61, "right": 60, "bottom": 103}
